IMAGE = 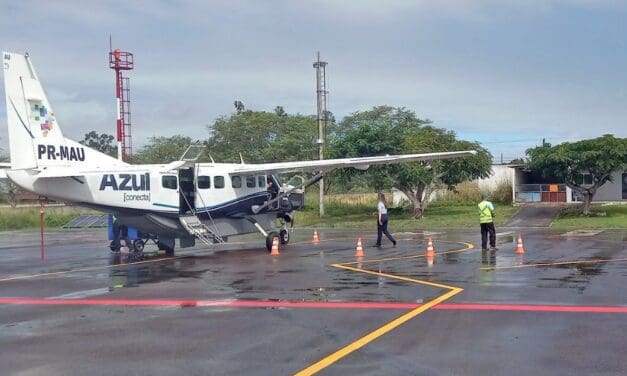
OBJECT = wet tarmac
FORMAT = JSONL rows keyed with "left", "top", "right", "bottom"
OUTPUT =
{"left": 0, "top": 227, "right": 626, "bottom": 375}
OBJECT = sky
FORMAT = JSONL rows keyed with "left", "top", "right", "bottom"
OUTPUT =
{"left": 1, "top": 0, "right": 626, "bottom": 162}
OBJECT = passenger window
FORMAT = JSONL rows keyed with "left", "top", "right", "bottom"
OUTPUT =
{"left": 258, "top": 176, "right": 266, "bottom": 188}
{"left": 162, "top": 175, "right": 177, "bottom": 190}
{"left": 246, "top": 175, "right": 256, "bottom": 188}
{"left": 231, "top": 176, "right": 242, "bottom": 188}
{"left": 198, "top": 175, "right": 210, "bottom": 189}
{"left": 214, "top": 176, "right": 225, "bottom": 189}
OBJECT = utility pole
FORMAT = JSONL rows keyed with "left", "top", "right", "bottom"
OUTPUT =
{"left": 313, "top": 52, "right": 328, "bottom": 217}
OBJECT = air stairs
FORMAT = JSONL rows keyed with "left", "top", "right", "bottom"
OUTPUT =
{"left": 179, "top": 214, "right": 224, "bottom": 246}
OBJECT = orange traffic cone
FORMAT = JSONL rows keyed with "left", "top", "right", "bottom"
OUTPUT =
{"left": 270, "top": 236, "right": 280, "bottom": 255}
{"left": 426, "top": 237, "right": 436, "bottom": 258}
{"left": 515, "top": 234, "right": 525, "bottom": 254}
{"left": 426, "top": 253, "right": 435, "bottom": 267}
{"left": 312, "top": 229, "right": 320, "bottom": 244}
{"left": 355, "top": 238, "right": 365, "bottom": 258}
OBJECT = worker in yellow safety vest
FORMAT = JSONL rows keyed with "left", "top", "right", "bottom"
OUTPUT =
{"left": 478, "top": 193, "right": 497, "bottom": 251}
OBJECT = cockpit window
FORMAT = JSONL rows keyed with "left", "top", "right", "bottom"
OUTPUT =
{"left": 258, "top": 176, "right": 266, "bottom": 188}
{"left": 232, "top": 176, "right": 242, "bottom": 188}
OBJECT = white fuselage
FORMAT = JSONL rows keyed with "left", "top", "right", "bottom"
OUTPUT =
{"left": 7, "top": 163, "right": 272, "bottom": 216}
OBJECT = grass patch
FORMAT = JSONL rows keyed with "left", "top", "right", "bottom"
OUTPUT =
{"left": 298, "top": 193, "right": 516, "bottom": 229}
{"left": 0, "top": 205, "right": 89, "bottom": 231}
{"left": 551, "top": 204, "right": 627, "bottom": 229}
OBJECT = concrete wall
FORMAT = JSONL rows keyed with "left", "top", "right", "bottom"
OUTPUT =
{"left": 477, "top": 164, "right": 514, "bottom": 191}
{"left": 591, "top": 171, "right": 625, "bottom": 201}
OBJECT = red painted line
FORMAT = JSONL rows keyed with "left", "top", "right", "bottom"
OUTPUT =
{"left": 1, "top": 297, "right": 626, "bottom": 313}
{"left": 213, "top": 301, "right": 418, "bottom": 309}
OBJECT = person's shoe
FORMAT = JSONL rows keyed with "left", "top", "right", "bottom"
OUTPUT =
{"left": 372, "top": 244, "right": 381, "bottom": 248}
{"left": 392, "top": 240, "right": 397, "bottom": 247}
{"left": 481, "top": 248, "right": 489, "bottom": 251}
{"left": 490, "top": 246, "right": 499, "bottom": 251}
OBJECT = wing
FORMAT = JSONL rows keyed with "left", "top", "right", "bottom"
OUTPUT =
{"left": 229, "top": 150, "right": 476, "bottom": 175}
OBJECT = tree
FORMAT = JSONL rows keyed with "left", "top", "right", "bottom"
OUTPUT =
{"left": 79, "top": 131, "right": 117, "bottom": 157}
{"left": 526, "top": 134, "right": 627, "bottom": 215}
{"left": 329, "top": 106, "right": 492, "bottom": 217}
{"left": 133, "top": 135, "right": 195, "bottom": 164}
{"left": 206, "top": 107, "right": 318, "bottom": 164}
{"left": 234, "top": 100, "right": 246, "bottom": 115}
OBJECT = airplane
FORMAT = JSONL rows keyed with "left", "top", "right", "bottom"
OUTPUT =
{"left": 2, "top": 51, "right": 476, "bottom": 253}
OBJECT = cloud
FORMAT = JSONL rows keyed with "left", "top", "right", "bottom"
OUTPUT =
{"left": 1, "top": 0, "right": 626, "bottom": 161}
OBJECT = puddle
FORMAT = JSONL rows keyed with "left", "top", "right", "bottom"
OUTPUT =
{"left": 561, "top": 230, "right": 605, "bottom": 237}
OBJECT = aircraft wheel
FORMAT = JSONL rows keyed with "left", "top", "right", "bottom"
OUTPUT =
{"left": 132, "top": 239, "right": 145, "bottom": 253}
{"left": 266, "top": 231, "right": 279, "bottom": 252}
{"left": 279, "top": 229, "right": 289, "bottom": 245}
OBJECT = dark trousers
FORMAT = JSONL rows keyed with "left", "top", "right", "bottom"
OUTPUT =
{"left": 480, "top": 222, "right": 496, "bottom": 249}
{"left": 376, "top": 214, "right": 396, "bottom": 245}
{"left": 112, "top": 223, "right": 132, "bottom": 250}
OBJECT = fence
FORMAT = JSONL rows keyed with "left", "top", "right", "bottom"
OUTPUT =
{"left": 515, "top": 184, "right": 566, "bottom": 203}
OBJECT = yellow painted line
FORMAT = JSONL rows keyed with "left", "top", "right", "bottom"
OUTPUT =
{"left": 480, "top": 256, "right": 627, "bottom": 270}
{"left": 295, "top": 287, "right": 463, "bottom": 376}
{"left": 333, "top": 263, "right": 461, "bottom": 290}
{"left": 295, "top": 240, "right": 473, "bottom": 375}
{"left": 342, "top": 241, "right": 474, "bottom": 265}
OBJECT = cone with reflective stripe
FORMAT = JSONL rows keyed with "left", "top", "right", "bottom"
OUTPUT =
{"left": 426, "top": 237, "right": 435, "bottom": 266}
{"left": 355, "top": 238, "right": 364, "bottom": 258}
{"left": 426, "top": 237, "right": 436, "bottom": 258}
{"left": 515, "top": 234, "right": 525, "bottom": 254}
{"left": 270, "top": 236, "right": 280, "bottom": 255}
{"left": 312, "top": 229, "right": 320, "bottom": 244}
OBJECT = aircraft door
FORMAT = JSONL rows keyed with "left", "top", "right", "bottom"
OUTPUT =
{"left": 179, "top": 167, "right": 195, "bottom": 214}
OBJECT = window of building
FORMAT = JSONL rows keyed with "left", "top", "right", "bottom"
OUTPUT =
{"left": 577, "top": 173, "right": 593, "bottom": 185}
{"left": 214, "top": 176, "right": 225, "bottom": 189}
{"left": 198, "top": 175, "right": 210, "bottom": 189}
{"left": 162, "top": 175, "right": 177, "bottom": 190}
{"left": 258, "top": 176, "right": 266, "bottom": 188}
{"left": 246, "top": 175, "right": 256, "bottom": 188}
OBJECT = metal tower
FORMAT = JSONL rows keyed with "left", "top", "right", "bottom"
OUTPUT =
{"left": 109, "top": 46, "right": 134, "bottom": 161}
{"left": 313, "top": 52, "right": 328, "bottom": 217}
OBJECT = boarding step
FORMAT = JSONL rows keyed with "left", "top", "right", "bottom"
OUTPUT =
{"left": 179, "top": 214, "right": 225, "bottom": 245}
{"left": 179, "top": 215, "right": 210, "bottom": 236}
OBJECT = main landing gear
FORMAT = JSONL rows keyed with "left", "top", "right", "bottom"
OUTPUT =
{"left": 109, "top": 234, "right": 175, "bottom": 256}
{"left": 264, "top": 227, "right": 289, "bottom": 252}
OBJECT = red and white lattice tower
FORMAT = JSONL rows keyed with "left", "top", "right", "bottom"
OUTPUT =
{"left": 109, "top": 46, "right": 133, "bottom": 161}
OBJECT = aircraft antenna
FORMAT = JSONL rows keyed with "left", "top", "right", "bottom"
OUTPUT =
{"left": 313, "top": 52, "right": 328, "bottom": 217}
{"left": 109, "top": 40, "right": 134, "bottom": 162}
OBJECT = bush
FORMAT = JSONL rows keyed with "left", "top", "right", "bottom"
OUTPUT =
{"left": 491, "top": 181, "right": 513, "bottom": 205}
{"left": 435, "top": 182, "right": 482, "bottom": 205}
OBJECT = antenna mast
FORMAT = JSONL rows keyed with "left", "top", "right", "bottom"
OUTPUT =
{"left": 109, "top": 40, "right": 134, "bottom": 161}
